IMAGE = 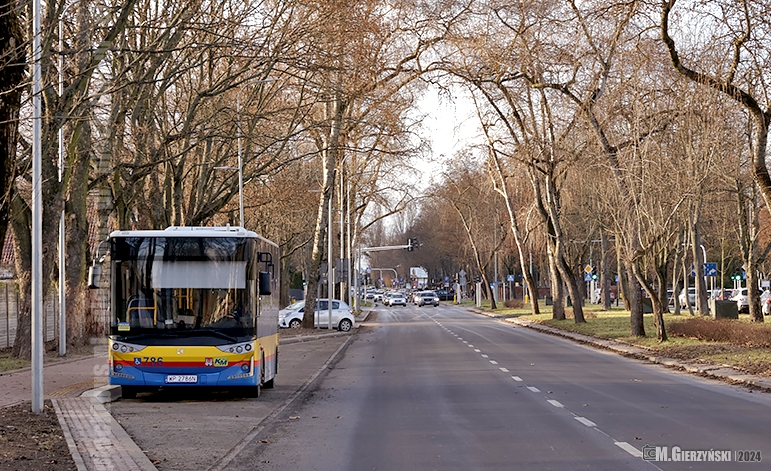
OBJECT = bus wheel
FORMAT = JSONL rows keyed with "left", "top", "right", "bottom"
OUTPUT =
{"left": 121, "top": 386, "right": 138, "bottom": 399}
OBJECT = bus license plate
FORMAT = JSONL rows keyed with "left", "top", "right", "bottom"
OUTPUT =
{"left": 165, "top": 375, "right": 198, "bottom": 384}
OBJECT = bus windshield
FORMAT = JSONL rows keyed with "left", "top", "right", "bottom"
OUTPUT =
{"left": 110, "top": 236, "right": 258, "bottom": 344}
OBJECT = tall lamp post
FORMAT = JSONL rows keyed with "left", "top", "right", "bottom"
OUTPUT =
{"left": 31, "top": 0, "right": 43, "bottom": 414}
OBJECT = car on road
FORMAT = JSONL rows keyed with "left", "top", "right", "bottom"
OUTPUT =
{"left": 435, "top": 289, "right": 454, "bottom": 301}
{"left": 415, "top": 291, "right": 440, "bottom": 307}
{"left": 385, "top": 293, "right": 407, "bottom": 306}
{"left": 279, "top": 299, "right": 355, "bottom": 331}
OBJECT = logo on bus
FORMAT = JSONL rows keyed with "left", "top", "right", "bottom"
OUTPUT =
{"left": 205, "top": 358, "right": 213, "bottom": 367}
{"left": 134, "top": 358, "right": 141, "bottom": 366}
{"left": 214, "top": 358, "right": 228, "bottom": 367}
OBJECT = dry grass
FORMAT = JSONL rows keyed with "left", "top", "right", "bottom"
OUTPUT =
{"left": 668, "top": 317, "right": 771, "bottom": 348}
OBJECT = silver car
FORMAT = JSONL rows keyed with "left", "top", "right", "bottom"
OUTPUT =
{"left": 278, "top": 299, "right": 355, "bottom": 331}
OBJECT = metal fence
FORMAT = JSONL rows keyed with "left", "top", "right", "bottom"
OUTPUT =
{"left": 0, "top": 281, "right": 59, "bottom": 350}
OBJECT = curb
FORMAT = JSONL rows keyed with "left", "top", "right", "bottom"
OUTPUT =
{"left": 469, "top": 308, "right": 771, "bottom": 392}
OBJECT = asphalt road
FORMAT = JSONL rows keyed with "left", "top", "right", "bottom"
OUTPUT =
{"left": 226, "top": 304, "right": 771, "bottom": 471}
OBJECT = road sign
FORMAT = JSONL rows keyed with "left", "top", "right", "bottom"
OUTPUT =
{"left": 584, "top": 273, "right": 592, "bottom": 282}
{"left": 704, "top": 262, "right": 717, "bottom": 277}
{"left": 584, "top": 265, "right": 593, "bottom": 274}
{"left": 507, "top": 274, "right": 515, "bottom": 282}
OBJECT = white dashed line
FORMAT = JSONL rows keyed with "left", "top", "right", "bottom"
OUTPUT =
{"left": 474, "top": 349, "right": 481, "bottom": 353}
{"left": 481, "top": 354, "right": 489, "bottom": 358}
{"left": 615, "top": 442, "right": 643, "bottom": 458}
{"left": 468, "top": 344, "right": 474, "bottom": 348}
{"left": 527, "top": 386, "right": 540, "bottom": 393}
{"left": 490, "top": 360, "right": 498, "bottom": 365}
{"left": 499, "top": 367, "right": 509, "bottom": 372}
{"left": 574, "top": 417, "right": 596, "bottom": 427}
{"left": 547, "top": 400, "right": 564, "bottom": 408}
{"left": 511, "top": 376, "right": 523, "bottom": 382}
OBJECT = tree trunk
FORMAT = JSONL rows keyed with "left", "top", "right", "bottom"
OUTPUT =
{"left": 303, "top": 95, "right": 344, "bottom": 327}
{"left": 0, "top": 0, "right": 24, "bottom": 255}
{"left": 600, "top": 231, "right": 612, "bottom": 311}
{"left": 10, "top": 192, "right": 31, "bottom": 359}
{"left": 548, "top": 244, "right": 565, "bottom": 320}
{"left": 626, "top": 259, "right": 645, "bottom": 337}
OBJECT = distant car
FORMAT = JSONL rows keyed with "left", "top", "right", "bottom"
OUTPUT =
{"left": 592, "top": 288, "right": 615, "bottom": 304}
{"left": 730, "top": 288, "right": 749, "bottom": 313}
{"left": 278, "top": 299, "right": 355, "bottom": 331}
{"left": 415, "top": 291, "right": 439, "bottom": 307}
{"left": 679, "top": 288, "right": 696, "bottom": 308}
{"left": 386, "top": 293, "right": 407, "bottom": 306}
{"left": 762, "top": 290, "right": 771, "bottom": 316}
{"left": 435, "top": 289, "right": 454, "bottom": 301}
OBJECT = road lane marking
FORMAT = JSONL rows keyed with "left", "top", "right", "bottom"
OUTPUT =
{"left": 481, "top": 354, "right": 489, "bottom": 358}
{"left": 547, "top": 400, "right": 564, "bottom": 408}
{"left": 511, "top": 376, "right": 523, "bottom": 381}
{"left": 574, "top": 417, "right": 596, "bottom": 427}
{"left": 474, "top": 349, "right": 481, "bottom": 352}
{"left": 490, "top": 360, "right": 498, "bottom": 365}
{"left": 499, "top": 367, "right": 509, "bottom": 372}
{"left": 468, "top": 344, "right": 474, "bottom": 348}
{"left": 527, "top": 386, "right": 540, "bottom": 393}
{"left": 614, "top": 442, "right": 643, "bottom": 458}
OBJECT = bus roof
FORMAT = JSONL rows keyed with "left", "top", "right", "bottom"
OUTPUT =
{"left": 109, "top": 226, "right": 278, "bottom": 248}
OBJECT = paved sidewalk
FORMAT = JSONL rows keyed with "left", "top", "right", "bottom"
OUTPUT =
{"left": 470, "top": 308, "right": 771, "bottom": 391}
{"left": 2, "top": 312, "right": 369, "bottom": 471}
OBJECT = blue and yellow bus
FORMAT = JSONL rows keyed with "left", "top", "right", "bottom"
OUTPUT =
{"left": 97, "top": 226, "right": 279, "bottom": 399}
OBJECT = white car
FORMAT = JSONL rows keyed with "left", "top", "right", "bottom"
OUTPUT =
{"left": 386, "top": 293, "right": 407, "bottom": 306}
{"left": 730, "top": 288, "right": 749, "bottom": 313}
{"left": 278, "top": 299, "right": 355, "bottom": 331}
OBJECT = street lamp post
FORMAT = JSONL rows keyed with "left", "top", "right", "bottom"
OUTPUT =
{"left": 32, "top": 0, "right": 43, "bottom": 414}
{"left": 327, "top": 175, "right": 334, "bottom": 330}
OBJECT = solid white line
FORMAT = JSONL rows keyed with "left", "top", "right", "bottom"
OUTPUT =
{"left": 547, "top": 400, "right": 564, "bottom": 408}
{"left": 615, "top": 442, "right": 643, "bottom": 458}
{"left": 574, "top": 417, "right": 596, "bottom": 427}
{"left": 489, "top": 360, "right": 498, "bottom": 365}
{"left": 527, "top": 386, "right": 540, "bottom": 393}
{"left": 511, "top": 376, "right": 523, "bottom": 382}
{"left": 499, "top": 367, "right": 509, "bottom": 372}
{"left": 481, "top": 354, "right": 489, "bottom": 358}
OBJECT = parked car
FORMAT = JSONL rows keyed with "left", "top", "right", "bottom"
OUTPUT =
{"left": 415, "top": 291, "right": 440, "bottom": 307}
{"left": 435, "top": 289, "right": 454, "bottom": 301}
{"left": 730, "top": 288, "right": 749, "bottom": 313}
{"left": 386, "top": 293, "right": 407, "bottom": 306}
{"left": 278, "top": 299, "right": 355, "bottom": 331}
{"left": 592, "top": 288, "right": 615, "bottom": 304}
{"left": 679, "top": 287, "right": 696, "bottom": 308}
{"left": 762, "top": 290, "right": 771, "bottom": 316}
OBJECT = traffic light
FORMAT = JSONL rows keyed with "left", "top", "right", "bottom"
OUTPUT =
{"left": 408, "top": 238, "right": 414, "bottom": 252}
{"left": 731, "top": 270, "right": 743, "bottom": 281}
{"left": 591, "top": 267, "right": 598, "bottom": 280}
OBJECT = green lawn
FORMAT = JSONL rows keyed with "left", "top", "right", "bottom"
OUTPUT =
{"left": 0, "top": 351, "right": 29, "bottom": 372}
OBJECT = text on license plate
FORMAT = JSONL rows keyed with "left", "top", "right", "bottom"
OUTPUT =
{"left": 165, "top": 375, "right": 198, "bottom": 384}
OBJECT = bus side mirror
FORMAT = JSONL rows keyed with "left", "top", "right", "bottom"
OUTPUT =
{"left": 259, "top": 271, "right": 271, "bottom": 296}
{"left": 88, "top": 264, "right": 101, "bottom": 289}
